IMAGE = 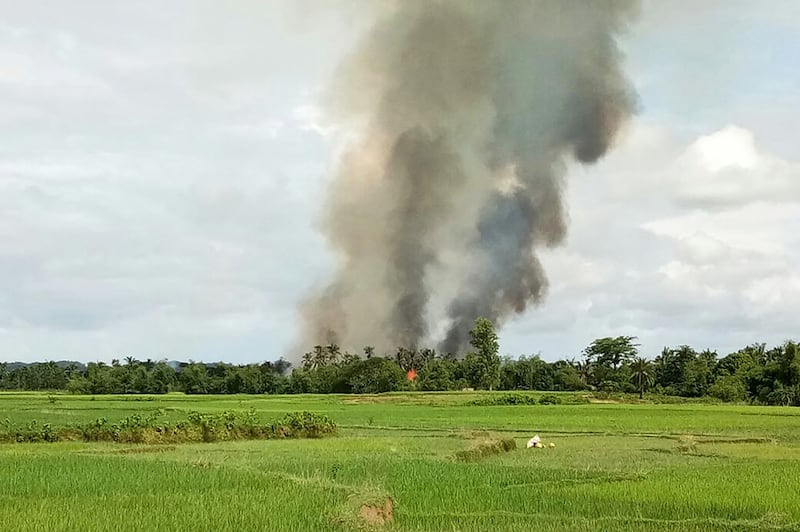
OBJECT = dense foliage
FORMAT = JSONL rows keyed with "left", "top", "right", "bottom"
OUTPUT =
{"left": 1, "top": 320, "right": 798, "bottom": 406}
{"left": 1, "top": 409, "right": 336, "bottom": 444}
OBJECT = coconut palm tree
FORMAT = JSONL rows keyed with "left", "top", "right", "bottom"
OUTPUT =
{"left": 395, "top": 347, "right": 415, "bottom": 372}
{"left": 576, "top": 360, "right": 594, "bottom": 388}
{"left": 301, "top": 351, "right": 316, "bottom": 371}
{"left": 325, "top": 343, "right": 341, "bottom": 366}
{"left": 302, "top": 345, "right": 327, "bottom": 371}
{"left": 630, "top": 357, "right": 654, "bottom": 399}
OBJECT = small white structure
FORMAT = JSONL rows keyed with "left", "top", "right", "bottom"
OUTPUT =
{"left": 526, "top": 435, "right": 541, "bottom": 448}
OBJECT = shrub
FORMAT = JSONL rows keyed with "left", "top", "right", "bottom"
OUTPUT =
{"left": 709, "top": 376, "right": 747, "bottom": 403}
{"left": 538, "top": 394, "right": 562, "bottom": 405}
{"left": 267, "top": 411, "right": 336, "bottom": 438}
{"left": 347, "top": 358, "right": 406, "bottom": 394}
{"left": 1, "top": 410, "right": 336, "bottom": 444}
{"left": 469, "top": 394, "right": 539, "bottom": 406}
{"left": 66, "top": 377, "right": 90, "bottom": 394}
{"left": 1, "top": 419, "right": 60, "bottom": 443}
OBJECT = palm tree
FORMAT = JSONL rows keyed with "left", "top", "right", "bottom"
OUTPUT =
{"left": 301, "top": 351, "right": 316, "bottom": 371}
{"left": 630, "top": 357, "right": 654, "bottom": 399}
{"left": 395, "top": 347, "right": 417, "bottom": 372}
{"left": 313, "top": 345, "right": 327, "bottom": 367}
{"left": 775, "top": 386, "right": 793, "bottom": 407}
{"left": 302, "top": 346, "right": 327, "bottom": 371}
{"left": 418, "top": 348, "right": 436, "bottom": 369}
{"left": 325, "top": 343, "right": 341, "bottom": 365}
{"left": 576, "top": 360, "right": 594, "bottom": 388}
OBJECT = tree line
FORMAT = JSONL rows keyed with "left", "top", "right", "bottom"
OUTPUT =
{"left": 2, "top": 319, "right": 798, "bottom": 406}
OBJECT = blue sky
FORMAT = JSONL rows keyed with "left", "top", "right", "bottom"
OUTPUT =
{"left": 0, "top": 1, "right": 798, "bottom": 363}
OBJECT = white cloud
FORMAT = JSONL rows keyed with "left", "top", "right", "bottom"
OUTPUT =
{"left": 505, "top": 121, "right": 800, "bottom": 359}
{"left": 643, "top": 202, "right": 799, "bottom": 255}
{"left": 673, "top": 126, "right": 800, "bottom": 206}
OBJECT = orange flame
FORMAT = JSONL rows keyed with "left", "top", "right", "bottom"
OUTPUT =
{"left": 406, "top": 368, "right": 417, "bottom": 381}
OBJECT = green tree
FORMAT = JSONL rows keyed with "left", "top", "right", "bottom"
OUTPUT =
{"left": 581, "top": 337, "right": 638, "bottom": 391}
{"left": 550, "top": 360, "right": 585, "bottom": 391}
{"left": 500, "top": 355, "right": 554, "bottom": 390}
{"left": 0, "top": 362, "right": 9, "bottom": 389}
{"left": 583, "top": 336, "right": 639, "bottom": 371}
{"left": 650, "top": 346, "right": 716, "bottom": 397}
{"left": 469, "top": 318, "right": 500, "bottom": 390}
{"left": 716, "top": 347, "right": 760, "bottom": 377}
{"left": 180, "top": 362, "right": 210, "bottom": 394}
{"left": 418, "top": 358, "right": 456, "bottom": 391}
{"left": 457, "top": 353, "right": 481, "bottom": 389}
{"left": 575, "top": 359, "right": 595, "bottom": 388}
{"left": 630, "top": 357, "right": 654, "bottom": 399}
{"left": 302, "top": 345, "right": 327, "bottom": 371}
{"left": 237, "top": 365, "right": 265, "bottom": 394}
{"left": 347, "top": 357, "right": 406, "bottom": 394}
{"left": 288, "top": 368, "right": 313, "bottom": 394}
{"left": 66, "top": 375, "right": 90, "bottom": 394}
{"left": 301, "top": 350, "right": 316, "bottom": 371}
{"left": 395, "top": 347, "right": 420, "bottom": 372}
{"left": 150, "top": 362, "right": 176, "bottom": 393}
{"left": 85, "top": 362, "right": 122, "bottom": 394}
{"left": 709, "top": 375, "right": 747, "bottom": 403}
{"left": 325, "top": 344, "right": 341, "bottom": 366}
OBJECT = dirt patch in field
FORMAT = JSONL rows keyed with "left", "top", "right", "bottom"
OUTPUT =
{"left": 343, "top": 396, "right": 408, "bottom": 404}
{"left": 342, "top": 394, "right": 448, "bottom": 406}
{"left": 697, "top": 437, "right": 775, "bottom": 444}
{"left": 358, "top": 498, "right": 394, "bottom": 527}
{"left": 109, "top": 445, "right": 177, "bottom": 455}
{"left": 334, "top": 489, "right": 395, "bottom": 530}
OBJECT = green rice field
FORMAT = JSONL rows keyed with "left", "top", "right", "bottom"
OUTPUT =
{"left": 2, "top": 392, "right": 799, "bottom": 531}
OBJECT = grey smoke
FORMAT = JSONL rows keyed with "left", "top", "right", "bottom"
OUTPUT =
{"left": 302, "top": 0, "right": 638, "bottom": 356}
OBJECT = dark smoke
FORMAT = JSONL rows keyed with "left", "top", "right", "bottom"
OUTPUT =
{"left": 302, "top": 0, "right": 638, "bottom": 356}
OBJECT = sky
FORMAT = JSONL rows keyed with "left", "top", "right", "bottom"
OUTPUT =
{"left": 1, "top": 1, "right": 798, "bottom": 363}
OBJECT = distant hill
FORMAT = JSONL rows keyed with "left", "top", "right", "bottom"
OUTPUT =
{"left": 2, "top": 361, "right": 87, "bottom": 371}
{"left": 1, "top": 360, "right": 282, "bottom": 373}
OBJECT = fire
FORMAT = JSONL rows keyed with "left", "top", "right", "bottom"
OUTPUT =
{"left": 406, "top": 368, "right": 417, "bottom": 381}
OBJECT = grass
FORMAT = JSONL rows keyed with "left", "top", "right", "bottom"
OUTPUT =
{"left": 1, "top": 392, "right": 800, "bottom": 531}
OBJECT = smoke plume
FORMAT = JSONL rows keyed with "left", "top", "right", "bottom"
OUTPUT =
{"left": 301, "top": 0, "right": 638, "bottom": 356}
